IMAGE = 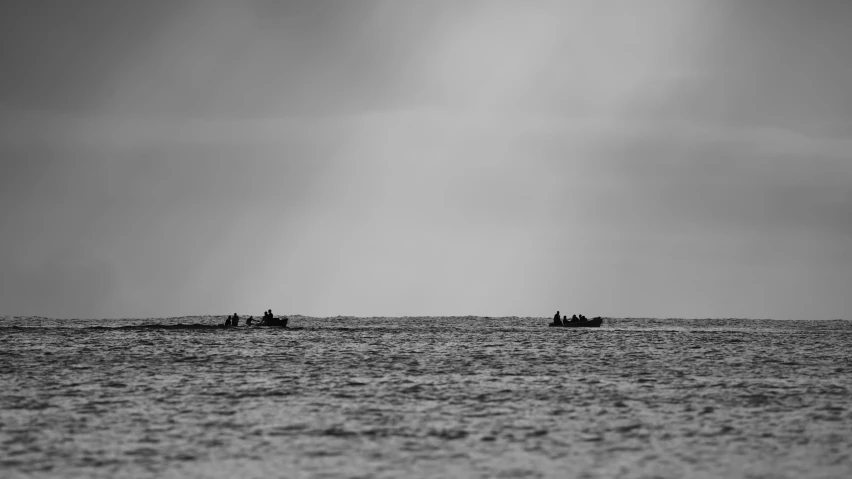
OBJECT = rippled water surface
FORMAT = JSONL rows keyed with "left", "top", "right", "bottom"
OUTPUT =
{"left": 2, "top": 316, "right": 851, "bottom": 478}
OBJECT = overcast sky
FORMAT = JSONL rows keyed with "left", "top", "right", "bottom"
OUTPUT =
{"left": 1, "top": 0, "right": 850, "bottom": 319}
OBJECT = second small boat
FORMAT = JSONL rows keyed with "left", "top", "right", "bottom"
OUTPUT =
{"left": 549, "top": 317, "right": 603, "bottom": 328}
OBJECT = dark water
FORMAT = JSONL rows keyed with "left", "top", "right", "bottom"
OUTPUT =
{"left": 2, "top": 316, "right": 851, "bottom": 478}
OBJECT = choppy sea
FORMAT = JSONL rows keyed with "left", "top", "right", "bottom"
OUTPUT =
{"left": 2, "top": 316, "right": 851, "bottom": 479}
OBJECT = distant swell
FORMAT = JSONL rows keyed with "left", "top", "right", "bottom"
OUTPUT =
{"left": 94, "top": 324, "right": 295, "bottom": 330}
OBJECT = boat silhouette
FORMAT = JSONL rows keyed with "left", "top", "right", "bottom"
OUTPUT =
{"left": 549, "top": 317, "right": 603, "bottom": 328}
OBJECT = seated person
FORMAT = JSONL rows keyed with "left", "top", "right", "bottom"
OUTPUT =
{"left": 260, "top": 310, "right": 279, "bottom": 326}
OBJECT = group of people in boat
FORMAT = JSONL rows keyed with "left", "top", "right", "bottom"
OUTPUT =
{"left": 551, "top": 310, "right": 590, "bottom": 326}
{"left": 223, "top": 309, "right": 288, "bottom": 327}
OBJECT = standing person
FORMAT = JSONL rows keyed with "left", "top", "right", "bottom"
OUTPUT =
{"left": 553, "top": 311, "right": 561, "bottom": 326}
{"left": 231, "top": 313, "right": 240, "bottom": 327}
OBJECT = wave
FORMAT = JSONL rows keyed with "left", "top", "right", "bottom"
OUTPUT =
{"left": 1, "top": 316, "right": 850, "bottom": 332}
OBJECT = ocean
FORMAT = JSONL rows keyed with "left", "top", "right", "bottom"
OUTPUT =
{"left": 2, "top": 316, "right": 850, "bottom": 478}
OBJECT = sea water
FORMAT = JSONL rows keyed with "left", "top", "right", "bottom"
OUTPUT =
{"left": 1, "top": 316, "right": 850, "bottom": 478}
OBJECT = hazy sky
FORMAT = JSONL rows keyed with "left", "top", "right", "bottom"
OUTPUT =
{"left": 2, "top": 0, "right": 850, "bottom": 319}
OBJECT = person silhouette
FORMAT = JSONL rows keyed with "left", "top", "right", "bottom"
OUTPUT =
{"left": 260, "top": 310, "right": 276, "bottom": 326}
{"left": 553, "top": 311, "right": 561, "bottom": 326}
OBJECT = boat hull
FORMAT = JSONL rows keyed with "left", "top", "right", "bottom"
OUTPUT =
{"left": 549, "top": 318, "right": 603, "bottom": 328}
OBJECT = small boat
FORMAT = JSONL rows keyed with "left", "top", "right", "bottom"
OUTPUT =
{"left": 250, "top": 317, "right": 289, "bottom": 327}
{"left": 549, "top": 317, "right": 603, "bottom": 328}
